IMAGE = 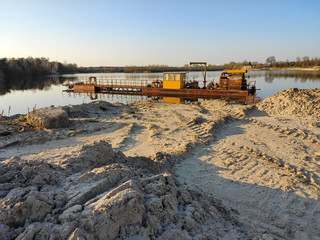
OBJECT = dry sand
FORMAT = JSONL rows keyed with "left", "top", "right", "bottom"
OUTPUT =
{"left": 0, "top": 88, "right": 319, "bottom": 239}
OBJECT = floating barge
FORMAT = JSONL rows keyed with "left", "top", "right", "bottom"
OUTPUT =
{"left": 63, "top": 66, "right": 256, "bottom": 103}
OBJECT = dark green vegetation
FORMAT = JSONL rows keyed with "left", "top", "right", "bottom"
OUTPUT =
{"left": 262, "top": 56, "right": 320, "bottom": 69}
{"left": 0, "top": 57, "right": 77, "bottom": 95}
{"left": 0, "top": 57, "right": 77, "bottom": 78}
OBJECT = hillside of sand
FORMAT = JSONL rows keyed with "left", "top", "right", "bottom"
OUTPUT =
{"left": 0, "top": 88, "right": 319, "bottom": 239}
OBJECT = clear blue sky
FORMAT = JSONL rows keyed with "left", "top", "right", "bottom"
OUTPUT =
{"left": 1, "top": 0, "right": 319, "bottom": 67}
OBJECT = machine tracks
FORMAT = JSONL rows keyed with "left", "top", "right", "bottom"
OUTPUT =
{"left": 176, "top": 106, "right": 320, "bottom": 239}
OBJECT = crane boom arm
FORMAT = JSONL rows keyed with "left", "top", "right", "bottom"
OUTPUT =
{"left": 189, "top": 62, "right": 207, "bottom": 65}
{"left": 189, "top": 62, "right": 207, "bottom": 88}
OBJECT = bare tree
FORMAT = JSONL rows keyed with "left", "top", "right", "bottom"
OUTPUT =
{"left": 266, "top": 56, "right": 276, "bottom": 67}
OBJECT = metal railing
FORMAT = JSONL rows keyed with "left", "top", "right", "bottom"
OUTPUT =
{"left": 65, "top": 78, "right": 156, "bottom": 88}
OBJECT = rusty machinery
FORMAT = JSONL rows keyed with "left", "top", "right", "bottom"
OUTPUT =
{"left": 149, "top": 62, "right": 207, "bottom": 90}
{"left": 189, "top": 62, "right": 207, "bottom": 88}
{"left": 219, "top": 70, "right": 248, "bottom": 90}
{"left": 64, "top": 69, "right": 256, "bottom": 103}
{"left": 150, "top": 63, "right": 254, "bottom": 92}
{"left": 147, "top": 62, "right": 256, "bottom": 97}
{"left": 217, "top": 69, "right": 256, "bottom": 94}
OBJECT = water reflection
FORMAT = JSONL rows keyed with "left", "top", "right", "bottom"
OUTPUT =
{"left": 63, "top": 91, "right": 150, "bottom": 104}
{"left": 264, "top": 72, "right": 275, "bottom": 83}
{"left": 150, "top": 96, "right": 198, "bottom": 104}
{"left": 1, "top": 71, "right": 319, "bottom": 95}
{"left": 0, "top": 75, "right": 65, "bottom": 95}
{"left": 248, "top": 70, "right": 320, "bottom": 83}
{"left": 65, "top": 91, "right": 199, "bottom": 105}
{"left": 0, "top": 71, "right": 319, "bottom": 115}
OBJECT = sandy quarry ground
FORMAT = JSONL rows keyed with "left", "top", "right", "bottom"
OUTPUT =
{"left": 0, "top": 88, "right": 319, "bottom": 239}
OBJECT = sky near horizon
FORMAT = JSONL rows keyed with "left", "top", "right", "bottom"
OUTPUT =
{"left": 0, "top": 0, "right": 320, "bottom": 67}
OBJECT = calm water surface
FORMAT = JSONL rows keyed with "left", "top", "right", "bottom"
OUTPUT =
{"left": 0, "top": 71, "right": 319, "bottom": 115}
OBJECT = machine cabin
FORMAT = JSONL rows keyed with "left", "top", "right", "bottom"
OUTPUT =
{"left": 163, "top": 73, "right": 187, "bottom": 89}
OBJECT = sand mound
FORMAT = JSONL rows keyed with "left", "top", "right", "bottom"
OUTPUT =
{"left": 257, "top": 88, "right": 320, "bottom": 117}
{"left": 1, "top": 93, "right": 319, "bottom": 239}
{"left": 0, "top": 141, "right": 246, "bottom": 239}
{"left": 63, "top": 100, "right": 117, "bottom": 118}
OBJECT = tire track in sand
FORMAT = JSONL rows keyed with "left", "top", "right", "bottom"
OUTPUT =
{"left": 176, "top": 109, "right": 320, "bottom": 240}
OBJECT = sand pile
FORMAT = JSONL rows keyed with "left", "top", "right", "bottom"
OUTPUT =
{"left": 257, "top": 88, "right": 320, "bottom": 117}
{"left": 62, "top": 100, "right": 118, "bottom": 118}
{"left": 2, "top": 88, "right": 319, "bottom": 239}
{"left": 0, "top": 141, "right": 246, "bottom": 240}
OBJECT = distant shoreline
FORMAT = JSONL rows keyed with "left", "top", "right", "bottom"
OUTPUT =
{"left": 2, "top": 57, "right": 319, "bottom": 77}
{"left": 75, "top": 68, "right": 320, "bottom": 74}
{"left": 254, "top": 67, "right": 320, "bottom": 71}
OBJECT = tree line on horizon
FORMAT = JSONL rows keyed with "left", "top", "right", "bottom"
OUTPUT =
{"left": 263, "top": 56, "right": 320, "bottom": 69}
{"left": 1, "top": 56, "right": 319, "bottom": 79}
{"left": 80, "top": 56, "right": 320, "bottom": 73}
{"left": 0, "top": 57, "right": 78, "bottom": 79}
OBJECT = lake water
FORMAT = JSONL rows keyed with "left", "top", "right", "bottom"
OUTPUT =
{"left": 0, "top": 71, "right": 319, "bottom": 115}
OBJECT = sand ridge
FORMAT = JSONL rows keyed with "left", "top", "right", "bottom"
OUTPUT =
{"left": 0, "top": 88, "right": 319, "bottom": 239}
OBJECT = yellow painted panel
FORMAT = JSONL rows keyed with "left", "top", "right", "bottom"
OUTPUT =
{"left": 163, "top": 97, "right": 184, "bottom": 104}
{"left": 227, "top": 70, "right": 247, "bottom": 74}
{"left": 163, "top": 80, "right": 184, "bottom": 89}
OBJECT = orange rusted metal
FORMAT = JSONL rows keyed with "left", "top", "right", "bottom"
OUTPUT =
{"left": 63, "top": 70, "right": 256, "bottom": 103}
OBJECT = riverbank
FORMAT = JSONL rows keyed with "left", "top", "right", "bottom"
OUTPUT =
{"left": 267, "top": 67, "right": 320, "bottom": 71}
{"left": 0, "top": 88, "right": 320, "bottom": 239}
